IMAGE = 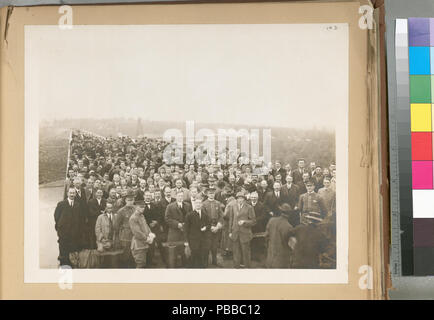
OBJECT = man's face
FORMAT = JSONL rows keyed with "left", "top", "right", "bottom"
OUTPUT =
{"left": 189, "top": 165, "right": 195, "bottom": 172}
{"left": 148, "top": 184, "right": 155, "bottom": 193}
{"left": 275, "top": 162, "right": 281, "bottom": 170}
{"left": 175, "top": 180, "right": 182, "bottom": 189}
{"left": 275, "top": 174, "right": 282, "bottom": 182}
{"left": 95, "top": 190, "right": 103, "bottom": 199}
{"left": 73, "top": 178, "right": 81, "bottom": 188}
{"left": 307, "top": 184, "right": 315, "bottom": 193}
{"left": 286, "top": 175, "right": 293, "bottom": 184}
{"left": 144, "top": 192, "right": 152, "bottom": 203}
{"left": 68, "top": 189, "right": 76, "bottom": 200}
{"left": 154, "top": 192, "right": 161, "bottom": 201}
{"left": 176, "top": 193, "right": 184, "bottom": 203}
{"left": 125, "top": 198, "right": 134, "bottom": 206}
{"left": 164, "top": 187, "right": 172, "bottom": 198}
{"left": 237, "top": 197, "right": 245, "bottom": 205}
{"left": 140, "top": 181, "right": 146, "bottom": 189}
{"left": 310, "top": 162, "right": 316, "bottom": 169}
{"left": 207, "top": 191, "right": 215, "bottom": 200}
{"left": 229, "top": 175, "right": 235, "bottom": 183}
{"left": 316, "top": 167, "right": 322, "bottom": 174}
{"left": 113, "top": 175, "right": 120, "bottom": 183}
{"left": 323, "top": 179, "right": 331, "bottom": 188}
{"left": 194, "top": 199, "right": 202, "bottom": 211}
{"left": 261, "top": 180, "right": 268, "bottom": 189}
{"left": 106, "top": 204, "right": 113, "bottom": 214}
{"left": 68, "top": 170, "right": 75, "bottom": 178}
{"left": 109, "top": 189, "right": 116, "bottom": 198}
{"left": 332, "top": 170, "right": 336, "bottom": 178}
{"left": 273, "top": 183, "right": 281, "bottom": 192}
{"left": 298, "top": 160, "right": 305, "bottom": 168}
{"left": 250, "top": 193, "right": 258, "bottom": 203}
{"left": 190, "top": 188, "right": 198, "bottom": 199}
{"left": 302, "top": 173, "right": 310, "bottom": 182}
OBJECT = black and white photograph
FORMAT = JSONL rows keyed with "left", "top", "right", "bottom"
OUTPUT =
{"left": 25, "top": 23, "right": 348, "bottom": 283}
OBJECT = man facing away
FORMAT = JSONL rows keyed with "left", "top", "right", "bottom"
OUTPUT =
{"left": 228, "top": 192, "right": 256, "bottom": 268}
{"left": 265, "top": 203, "right": 294, "bottom": 268}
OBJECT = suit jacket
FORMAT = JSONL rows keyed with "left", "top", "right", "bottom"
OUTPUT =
{"left": 228, "top": 202, "right": 256, "bottom": 243}
{"left": 250, "top": 201, "right": 268, "bottom": 233}
{"left": 184, "top": 210, "right": 211, "bottom": 251}
{"left": 165, "top": 201, "right": 191, "bottom": 242}
{"left": 95, "top": 212, "right": 114, "bottom": 247}
{"left": 281, "top": 183, "right": 300, "bottom": 209}
{"left": 202, "top": 199, "right": 224, "bottom": 228}
{"left": 256, "top": 186, "right": 270, "bottom": 203}
{"left": 272, "top": 168, "right": 287, "bottom": 181}
{"left": 292, "top": 168, "right": 309, "bottom": 184}
{"left": 263, "top": 191, "right": 286, "bottom": 216}
{"left": 54, "top": 199, "right": 84, "bottom": 249}
{"left": 142, "top": 202, "right": 164, "bottom": 234}
{"left": 88, "top": 198, "right": 107, "bottom": 221}
{"left": 129, "top": 212, "right": 152, "bottom": 250}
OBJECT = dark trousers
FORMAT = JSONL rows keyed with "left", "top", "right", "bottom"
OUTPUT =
{"left": 209, "top": 232, "right": 221, "bottom": 265}
{"left": 146, "top": 231, "right": 167, "bottom": 267}
{"left": 88, "top": 217, "right": 98, "bottom": 250}
{"left": 58, "top": 237, "right": 73, "bottom": 266}
{"left": 190, "top": 248, "right": 208, "bottom": 268}
{"left": 232, "top": 238, "right": 251, "bottom": 268}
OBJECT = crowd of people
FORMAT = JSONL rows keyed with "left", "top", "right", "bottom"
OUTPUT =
{"left": 54, "top": 130, "right": 337, "bottom": 269}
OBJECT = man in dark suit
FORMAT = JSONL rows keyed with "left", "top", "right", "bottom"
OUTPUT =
{"left": 272, "top": 161, "right": 287, "bottom": 181}
{"left": 184, "top": 198, "right": 211, "bottom": 268}
{"left": 228, "top": 192, "right": 256, "bottom": 268}
{"left": 263, "top": 182, "right": 286, "bottom": 217}
{"left": 54, "top": 187, "right": 85, "bottom": 266}
{"left": 256, "top": 179, "right": 270, "bottom": 203}
{"left": 142, "top": 190, "right": 166, "bottom": 267}
{"left": 249, "top": 191, "right": 267, "bottom": 261}
{"left": 292, "top": 158, "right": 308, "bottom": 184}
{"left": 281, "top": 175, "right": 300, "bottom": 210}
{"left": 165, "top": 191, "right": 192, "bottom": 267}
{"left": 87, "top": 189, "right": 106, "bottom": 249}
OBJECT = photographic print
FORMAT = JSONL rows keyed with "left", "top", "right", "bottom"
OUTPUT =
{"left": 25, "top": 23, "right": 348, "bottom": 283}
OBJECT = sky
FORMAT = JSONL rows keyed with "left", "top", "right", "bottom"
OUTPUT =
{"left": 26, "top": 24, "right": 348, "bottom": 129}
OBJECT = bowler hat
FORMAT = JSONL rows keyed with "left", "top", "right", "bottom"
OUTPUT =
{"left": 278, "top": 203, "right": 293, "bottom": 215}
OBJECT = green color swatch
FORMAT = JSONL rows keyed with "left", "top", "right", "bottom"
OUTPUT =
{"left": 410, "top": 75, "right": 431, "bottom": 103}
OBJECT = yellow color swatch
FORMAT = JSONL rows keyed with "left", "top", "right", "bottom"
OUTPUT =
{"left": 411, "top": 104, "right": 432, "bottom": 132}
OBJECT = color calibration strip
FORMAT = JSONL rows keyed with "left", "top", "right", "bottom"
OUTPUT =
{"left": 409, "top": 17, "right": 434, "bottom": 275}
{"left": 394, "top": 19, "right": 413, "bottom": 276}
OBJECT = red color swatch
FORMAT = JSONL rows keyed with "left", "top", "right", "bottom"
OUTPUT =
{"left": 412, "top": 132, "right": 433, "bottom": 160}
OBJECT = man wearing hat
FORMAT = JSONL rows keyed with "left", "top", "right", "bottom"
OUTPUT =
{"left": 202, "top": 187, "right": 224, "bottom": 267}
{"left": 228, "top": 192, "right": 256, "bottom": 268}
{"left": 265, "top": 203, "right": 294, "bottom": 268}
{"left": 287, "top": 211, "right": 328, "bottom": 269}
{"left": 113, "top": 189, "right": 136, "bottom": 268}
{"left": 298, "top": 180, "right": 327, "bottom": 226}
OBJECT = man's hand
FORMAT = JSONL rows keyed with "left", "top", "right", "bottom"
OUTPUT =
{"left": 150, "top": 220, "right": 157, "bottom": 228}
{"left": 269, "top": 212, "right": 274, "bottom": 216}
{"left": 178, "top": 223, "right": 183, "bottom": 229}
{"left": 210, "top": 226, "right": 217, "bottom": 233}
{"left": 200, "top": 226, "right": 206, "bottom": 232}
{"left": 237, "top": 220, "right": 244, "bottom": 226}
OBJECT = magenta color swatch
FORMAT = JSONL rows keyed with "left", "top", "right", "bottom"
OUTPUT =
{"left": 412, "top": 161, "right": 433, "bottom": 189}
{"left": 409, "top": 18, "right": 431, "bottom": 46}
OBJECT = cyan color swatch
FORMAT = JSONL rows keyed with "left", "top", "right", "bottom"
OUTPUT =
{"left": 409, "top": 46, "right": 431, "bottom": 74}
